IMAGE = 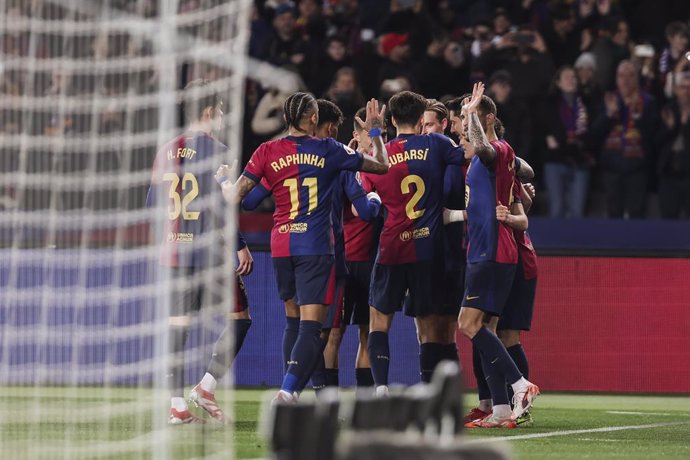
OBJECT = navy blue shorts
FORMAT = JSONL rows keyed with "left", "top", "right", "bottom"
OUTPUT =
{"left": 461, "top": 261, "right": 516, "bottom": 316}
{"left": 343, "top": 261, "right": 373, "bottom": 326}
{"left": 442, "top": 267, "right": 465, "bottom": 313}
{"left": 169, "top": 266, "right": 249, "bottom": 316}
{"left": 370, "top": 260, "right": 445, "bottom": 317}
{"left": 323, "top": 277, "right": 345, "bottom": 330}
{"left": 498, "top": 261, "right": 536, "bottom": 331}
{"left": 272, "top": 255, "right": 335, "bottom": 306}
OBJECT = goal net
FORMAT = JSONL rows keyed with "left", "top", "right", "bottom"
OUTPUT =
{"left": 0, "top": 0, "right": 250, "bottom": 458}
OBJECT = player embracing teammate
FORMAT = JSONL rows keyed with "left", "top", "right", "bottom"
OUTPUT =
{"left": 447, "top": 83, "right": 540, "bottom": 428}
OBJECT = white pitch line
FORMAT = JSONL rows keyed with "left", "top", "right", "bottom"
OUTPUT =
{"left": 606, "top": 411, "right": 690, "bottom": 417}
{"left": 465, "top": 421, "right": 689, "bottom": 443}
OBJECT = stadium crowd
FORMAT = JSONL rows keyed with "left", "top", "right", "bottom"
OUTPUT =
{"left": 243, "top": 0, "right": 690, "bottom": 219}
{"left": 1, "top": 0, "right": 689, "bottom": 219}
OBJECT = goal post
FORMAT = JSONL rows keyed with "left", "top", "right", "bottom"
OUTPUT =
{"left": 0, "top": 0, "right": 251, "bottom": 458}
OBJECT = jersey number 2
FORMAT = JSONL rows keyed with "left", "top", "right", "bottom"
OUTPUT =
{"left": 401, "top": 175, "right": 425, "bottom": 220}
{"left": 284, "top": 177, "right": 318, "bottom": 219}
{"left": 163, "top": 172, "right": 199, "bottom": 220}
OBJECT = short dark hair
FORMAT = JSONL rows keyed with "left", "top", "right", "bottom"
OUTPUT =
{"left": 283, "top": 92, "right": 317, "bottom": 132}
{"left": 183, "top": 79, "right": 224, "bottom": 123}
{"left": 316, "top": 99, "right": 344, "bottom": 128}
{"left": 426, "top": 98, "right": 449, "bottom": 122}
{"left": 388, "top": 90, "right": 427, "bottom": 127}
{"left": 666, "top": 21, "right": 688, "bottom": 38}
{"left": 446, "top": 94, "right": 470, "bottom": 115}
{"left": 446, "top": 92, "right": 496, "bottom": 118}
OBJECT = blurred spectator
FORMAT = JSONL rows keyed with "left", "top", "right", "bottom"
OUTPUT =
{"left": 539, "top": 3, "right": 581, "bottom": 68}
{"left": 632, "top": 42, "right": 662, "bottom": 101}
{"left": 659, "top": 22, "right": 690, "bottom": 99}
{"left": 574, "top": 52, "right": 603, "bottom": 124}
{"left": 543, "top": 66, "right": 593, "bottom": 218}
{"left": 258, "top": 4, "right": 310, "bottom": 79}
{"left": 323, "top": 67, "right": 365, "bottom": 143}
{"left": 295, "top": 0, "right": 327, "bottom": 42}
{"left": 413, "top": 35, "right": 469, "bottom": 99}
{"left": 657, "top": 73, "right": 690, "bottom": 219}
{"left": 486, "top": 70, "right": 530, "bottom": 160}
{"left": 591, "top": 17, "right": 631, "bottom": 90}
{"left": 310, "top": 35, "right": 351, "bottom": 97}
{"left": 251, "top": 88, "right": 288, "bottom": 141}
{"left": 591, "top": 60, "right": 660, "bottom": 219}
{"left": 377, "top": 32, "right": 413, "bottom": 82}
{"left": 492, "top": 8, "right": 512, "bottom": 39}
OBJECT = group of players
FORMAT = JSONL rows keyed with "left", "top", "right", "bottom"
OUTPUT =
{"left": 149, "top": 78, "right": 540, "bottom": 430}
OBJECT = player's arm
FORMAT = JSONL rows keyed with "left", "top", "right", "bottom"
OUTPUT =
{"left": 216, "top": 155, "right": 261, "bottom": 204}
{"left": 496, "top": 200, "right": 528, "bottom": 231}
{"left": 343, "top": 171, "right": 381, "bottom": 221}
{"left": 356, "top": 98, "right": 389, "bottom": 174}
{"left": 443, "top": 208, "right": 467, "bottom": 224}
{"left": 241, "top": 180, "right": 270, "bottom": 211}
{"left": 223, "top": 176, "right": 257, "bottom": 204}
{"left": 515, "top": 156, "right": 535, "bottom": 181}
{"left": 521, "top": 183, "right": 535, "bottom": 215}
{"left": 465, "top": 83, "right": 497, "bottom": 165}
{"left": 351, "top": 192, "right": 382, "bottom": 221}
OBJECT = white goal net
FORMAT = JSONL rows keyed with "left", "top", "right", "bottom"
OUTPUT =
{"left": 0, "top": 0, "right": 250, "bottom": 458}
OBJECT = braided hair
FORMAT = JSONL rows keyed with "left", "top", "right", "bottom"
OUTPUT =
{"left": 283, "top": 92, "right": 317, "bottom": 134}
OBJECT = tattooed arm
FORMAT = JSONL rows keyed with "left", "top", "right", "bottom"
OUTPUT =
{"left": 216, "top": 163, "right": 258, "bottom": 204}
{"left": 356, "top": 98, "right": 390, "bottom": 173}
{"left": 221, "top": 175, "right": 257, "bottom": 204}
{"left": 468, "top": 112, "right": 497, "bottom": 165}
{"left": 515, "top": 156, "right": 535, "bottom": 181}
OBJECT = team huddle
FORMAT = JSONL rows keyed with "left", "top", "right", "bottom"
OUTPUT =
{"left": 149, "top": 78, "right": 540, "bottom": 429}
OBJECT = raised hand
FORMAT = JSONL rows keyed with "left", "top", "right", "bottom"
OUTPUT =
{"left": 463, "top": 82, "right": 485, "bottom": 115}
{"left": 355, "top": 98, "right": 386, "bottom": 132}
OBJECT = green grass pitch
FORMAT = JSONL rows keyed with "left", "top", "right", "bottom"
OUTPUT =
{"left": 2, "top": 387, "right": 689, "bottom": 459}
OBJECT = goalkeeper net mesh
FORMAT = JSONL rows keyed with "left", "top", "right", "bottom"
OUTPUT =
{"left": 0, "top": 0, "right": 250, "bottom": 458}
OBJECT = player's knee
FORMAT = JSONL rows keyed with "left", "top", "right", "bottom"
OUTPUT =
{"left": 369, "top": 307, "right": 391, "bottom": 332}
{"left": 498, "top": 329, "right": 521, "bottom": 348}
{"left": 457, "top": 314, "right": 482, "bottom": 338}
{"left": 284, "top": 298, "right": 299, "bottom": 317}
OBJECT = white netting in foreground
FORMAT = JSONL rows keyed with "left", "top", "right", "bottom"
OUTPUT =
{"left": 0, "top": 1, "right": 250, "bottom": 458}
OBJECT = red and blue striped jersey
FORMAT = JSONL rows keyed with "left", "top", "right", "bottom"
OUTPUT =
{"left": 343, "top": 171, "right": 380, "bottom": 263}
{"left": 147, "top": 132, "right": 227, "bottom": 268}
{"left": 362, "top": 133, "right": 465, "bottom": 265}
{"left": 332, "top": 171, "right": 369, "bottom": 277}
{"left": 242, "top": 135, "right": 363, "bottom": 257}
{"left": 516, "top": 230, "right": 538, "bottom": 279}
{"left": 465, "top": 139, "right": 518, "bottom": 264}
